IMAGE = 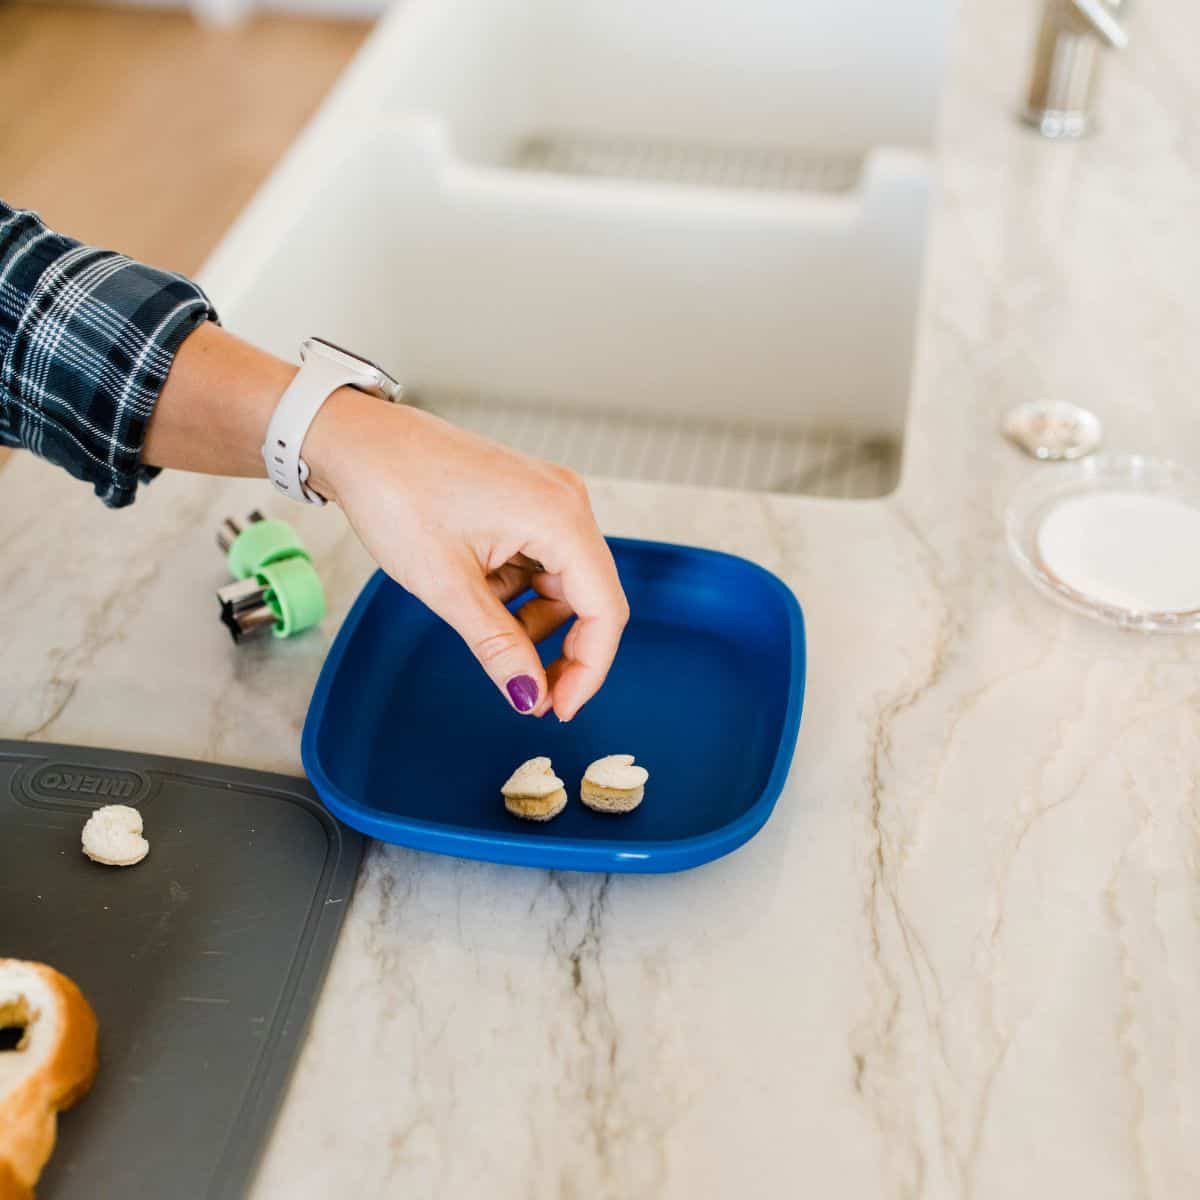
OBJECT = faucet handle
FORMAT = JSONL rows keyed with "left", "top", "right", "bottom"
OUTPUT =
{"left": 1023, "top": 0, "right": 1128, "bottom": 137}
{"left": 1072, "top": 0, "right": 1128, "bottom": 49}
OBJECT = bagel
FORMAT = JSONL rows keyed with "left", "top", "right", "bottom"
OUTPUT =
{"left": 0, "top": 960, "right": 98, "bottom": 1200}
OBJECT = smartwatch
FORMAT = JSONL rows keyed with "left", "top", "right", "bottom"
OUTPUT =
{"left": 263, "top": 337, "right": 402, "bottom": 505}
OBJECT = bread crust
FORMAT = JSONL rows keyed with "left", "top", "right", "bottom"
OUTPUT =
{"left": 0, "top": 1160, "right": 32, "bottom": 1200}
{"left": 504, "top": 787, "right": 568, "bottom": 821}
{"left": 0, "top": 961, "right": 99, "bottom": 1200}
{"left": 580, "top": 778, "right": 644, "bottom": 813}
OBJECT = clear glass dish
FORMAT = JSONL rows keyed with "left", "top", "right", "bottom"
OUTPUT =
{"left": 1006, "top": 455, "right": 1200, "bottom": 634}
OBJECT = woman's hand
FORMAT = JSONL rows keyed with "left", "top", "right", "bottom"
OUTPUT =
{"left": 304, "top": 388, "right": 629, "bottom": 721}
{"left": 144, "top": 322, "right": 628, "bottom": 720}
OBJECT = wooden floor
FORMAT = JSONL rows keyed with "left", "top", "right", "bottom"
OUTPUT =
{"left": 0, "top": 2, "right": 370, "bottom": 470}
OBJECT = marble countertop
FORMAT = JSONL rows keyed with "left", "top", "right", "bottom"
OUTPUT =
{"left": 3, "top": 1, "right": 1200, "bottom": 1196}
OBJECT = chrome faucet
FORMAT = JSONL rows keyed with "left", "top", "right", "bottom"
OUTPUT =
{"left": 1022, "top": 0, "right": 1129, "bottom": 138}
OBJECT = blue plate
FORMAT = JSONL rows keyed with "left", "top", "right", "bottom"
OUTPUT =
{"left": 302, "top": 538, "right": 805, "bottom": 873}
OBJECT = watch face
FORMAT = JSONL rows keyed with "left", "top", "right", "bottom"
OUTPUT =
{"left": 306, "top": 337, "right": 400, "bottom": 394}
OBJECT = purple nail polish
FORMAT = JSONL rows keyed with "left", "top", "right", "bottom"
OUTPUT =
{"left": 506, "top": 674, "right": 539, "bottom": 713}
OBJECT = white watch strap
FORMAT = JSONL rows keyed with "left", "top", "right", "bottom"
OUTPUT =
{"left": 263, "top": 356, "right": 360, "bottom": 505}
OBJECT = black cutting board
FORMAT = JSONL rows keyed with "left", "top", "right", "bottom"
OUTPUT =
{"left": 0, "top": 741, "right": 363, "bottom": 1199}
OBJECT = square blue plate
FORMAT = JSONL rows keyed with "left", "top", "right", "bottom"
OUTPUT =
{"left": 302, "top": 538, "right": 805, "bottom": 873}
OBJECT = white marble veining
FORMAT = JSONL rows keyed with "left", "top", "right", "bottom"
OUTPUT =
{"left": 3, "top": 1, "right": 1200, "bottom": 1197}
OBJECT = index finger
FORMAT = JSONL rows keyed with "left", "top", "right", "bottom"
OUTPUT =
{"left": 527, "top": 525, "right": 628, "bottom": 722}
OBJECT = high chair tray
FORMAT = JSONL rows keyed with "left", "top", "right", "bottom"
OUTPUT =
{"left": 303, "top": 538, "right": 806, "bottom": 873}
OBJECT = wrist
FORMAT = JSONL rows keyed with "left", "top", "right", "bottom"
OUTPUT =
{"left": 146, "top": 322, "right": 297, "bottom": 479}
{"left": 302, "top": 385, "right": 399, "bottom": 505}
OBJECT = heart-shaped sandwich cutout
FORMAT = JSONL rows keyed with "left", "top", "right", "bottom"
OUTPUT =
{"left": 583, "top": 754, "right": 649, "bottom": 790}
{"left": 81, "top": 804, "right": 149, "bottom": 867}
{"left": 501, "top": 757, "right": 565, "bottom": 798}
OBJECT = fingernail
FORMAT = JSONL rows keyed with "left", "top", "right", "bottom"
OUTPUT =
{"left": 505, "top": 674, "right": 539, "bottom": 713}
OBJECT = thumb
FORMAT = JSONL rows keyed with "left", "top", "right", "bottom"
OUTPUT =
{"left": 424, "top": 570, "right": 549, "bottom": 716}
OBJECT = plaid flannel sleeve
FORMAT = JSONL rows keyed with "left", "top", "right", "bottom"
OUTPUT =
{"left": 0, "top": 201, "right": 217, "bottom": 507}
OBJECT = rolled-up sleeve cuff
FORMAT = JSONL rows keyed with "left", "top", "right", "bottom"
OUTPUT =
{"left": 0, "top": 209, "right": 217, "bottom": 507}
